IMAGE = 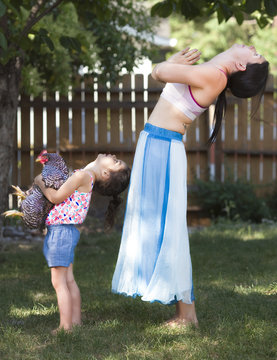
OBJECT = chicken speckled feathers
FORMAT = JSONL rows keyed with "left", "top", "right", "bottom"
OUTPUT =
{"left": 42, "top": 153, "right": 69, "bottom": 189}
{"left": 4, "top": 151, "right": 69, "bottom": 230}
{"left": 21, "top": 184, "right": 55, "bottom": 229}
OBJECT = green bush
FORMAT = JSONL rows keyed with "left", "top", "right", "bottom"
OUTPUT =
{"left": 193, "top": 178, "right": 270, "bottom": 223}
{"left": 265, "top": 182, "right": 277, "bottom": 220}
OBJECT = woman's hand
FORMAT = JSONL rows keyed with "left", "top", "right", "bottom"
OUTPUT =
{"left": 152, "top": 47, "right": 201, "bottom": 81}
{"left": 152, "top": 47, "right": 213, "bottom": 86}
{"left": 167, "top": 47, "right": 201, "bottom": 65}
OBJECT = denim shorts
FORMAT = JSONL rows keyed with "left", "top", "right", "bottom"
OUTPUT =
{"left": 43, "top": 224, "right": 80, "bottom": 267}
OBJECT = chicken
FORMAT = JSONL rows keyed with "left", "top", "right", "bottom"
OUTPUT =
{"left": 3, "top": 150, "right": 69, "bottom": 230}
{"left": 38, "top": 150, "right": 69, "bottom": 190}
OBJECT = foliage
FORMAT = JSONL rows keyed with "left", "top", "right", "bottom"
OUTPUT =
{"left": 0, "top": 222, "right": 277, "bottom": 359}
{"left": 0, "top": 0, "right": 157, "bottom": 94}
{"left": 151, "top": 0, "right": 277, "bottom": 28}
{"left": 265, "top": 181, "right": 277, "bottom": 219}
{"left": 193, "top": 178, "right": 270, "bottom": 222}
{"left": 20, "top": 2, "right": 99, "bottom": 95}
{"left": 168, "top": 14, "right": 277, "bottom": 73}
{"left": 0, "top": 0, "right": 158, "bottom": 220}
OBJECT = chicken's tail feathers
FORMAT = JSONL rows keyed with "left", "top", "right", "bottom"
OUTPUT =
{"left": 2, "top": 210, "right": 24, "bottom": 218}
{"left": 11, "top": 185, "right": 26, "bottom": 200}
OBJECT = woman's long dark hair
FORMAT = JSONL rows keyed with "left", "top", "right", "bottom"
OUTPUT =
{"left": 93, "top": 165, "right": 131, "bottom": 229}
{"left": 207, "top": 61, "right": 269, "bottom": 145}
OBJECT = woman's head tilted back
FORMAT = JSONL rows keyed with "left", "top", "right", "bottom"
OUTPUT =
{"left": 92, "top": 154, "right": 131, "bottom": 229}
{"left": 228, "top": 61, "right": 269, "bottom": 98}
{"left": 226, "top": 44, "right": 269, "bottom": 98}
{"left": 209, "top": 44, "right": 269, "bottom": 145}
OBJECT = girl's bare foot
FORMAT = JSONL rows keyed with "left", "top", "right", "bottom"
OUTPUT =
{"left": 51, "top": 327, "right": 72, "bottom": 335}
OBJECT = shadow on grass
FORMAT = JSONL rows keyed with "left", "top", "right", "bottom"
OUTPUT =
{"left": 0, "top": 226, "right": 277, "bottom": 359}
{"left": 36, "top": 285, "right": 276, "bottom": 360}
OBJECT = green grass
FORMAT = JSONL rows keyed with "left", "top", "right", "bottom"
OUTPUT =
{"left": 0, "top": 221, "right": 277, "bottom": 360}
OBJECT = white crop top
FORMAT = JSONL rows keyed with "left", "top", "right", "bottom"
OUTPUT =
{"left": 160, "top": 82, "right": 207, "bottom": 121}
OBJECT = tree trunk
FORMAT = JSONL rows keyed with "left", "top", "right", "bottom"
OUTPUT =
{"left": 0, "top": 59, "right": 21, "bottom": 231}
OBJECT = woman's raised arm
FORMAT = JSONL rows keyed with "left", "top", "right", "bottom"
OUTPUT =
{"left": 152, "top": 48, "right": 222, "bottom": 90}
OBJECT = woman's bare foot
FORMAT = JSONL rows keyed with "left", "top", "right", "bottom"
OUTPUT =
{"left": 165, "top": 317, "right": 199, "bottom": 328}
{"left": 164, "top": 300, "right": 198, "bottom": 328}
{"left": 164, "top": 315, "right": 179, "bottom": 326}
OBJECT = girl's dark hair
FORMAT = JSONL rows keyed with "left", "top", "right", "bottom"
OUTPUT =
{"left": 93, "top": 165, "right": 131, "bottom": 229}
{"left": 207, "top": 61, "right": 269, "bottom": 145}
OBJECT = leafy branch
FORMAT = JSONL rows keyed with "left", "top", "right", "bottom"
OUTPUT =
{"left": 20, "top": 0, "right": 65, "bottom": 41}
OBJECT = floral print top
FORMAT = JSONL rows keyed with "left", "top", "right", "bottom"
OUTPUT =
{"left": 45, "top": 170, "right": 93, "bottom": 225}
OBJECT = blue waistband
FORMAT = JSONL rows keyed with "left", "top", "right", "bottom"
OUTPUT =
{"left": 46, "top": 224, "right": 77, "bottom": 230}
{"left": 144, "top": 123, "right": 183, "bottom": 141}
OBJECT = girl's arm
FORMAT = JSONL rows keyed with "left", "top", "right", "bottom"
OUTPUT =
{"left": 152, "top": 48, "right": 219, "bottom": 89}
{"left": 34, "top": 171, "right": 91, "bottom": 204}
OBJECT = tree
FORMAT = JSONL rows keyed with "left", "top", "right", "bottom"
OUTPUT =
{"left": 0, "top": 0, "right": 156, "bottom": 221}
{"left": 151, "top": 0, "right": 277, "bottom": 28}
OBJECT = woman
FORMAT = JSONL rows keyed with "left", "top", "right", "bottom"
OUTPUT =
{"left": 112, "top": 44, "right": 269, "bottom": 327}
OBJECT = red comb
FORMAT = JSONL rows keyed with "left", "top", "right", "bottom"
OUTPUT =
{"left": 36, "top": 150, "right": 48, "bottom": 163}
{"left": 38, "top": 150, "right": 47, "bottom": 156}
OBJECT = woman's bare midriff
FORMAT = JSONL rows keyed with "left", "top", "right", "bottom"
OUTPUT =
{"left": 147, "top": 97, "right": 193, "bottom": 135}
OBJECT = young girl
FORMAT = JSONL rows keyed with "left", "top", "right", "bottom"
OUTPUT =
{"left": 35, "top": 153, "right": 130, "bottom": 333}
{"left": 111, "top": 44, "right": 269, "bottom": 327}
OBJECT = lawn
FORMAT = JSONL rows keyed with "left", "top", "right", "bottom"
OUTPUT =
{"left": 0, "top": 221, "right": 276, "bottom": 360}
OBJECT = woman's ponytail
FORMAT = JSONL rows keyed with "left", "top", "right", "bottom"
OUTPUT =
{"left": 207, "top": 86, "right": 227, "bottom": 146}
{"left": 207, "top": 60, "right": 269, "bottom": 146}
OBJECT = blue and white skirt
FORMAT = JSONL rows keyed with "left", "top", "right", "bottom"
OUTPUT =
{"left": 112, "top": 123, "right": 194, "bottom": 305}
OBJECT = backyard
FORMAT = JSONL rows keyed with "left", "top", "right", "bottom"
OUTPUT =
{"left": 0, "top": 220, "right": 276, "bottom": 360}
{"left": 1, "top": 2, "right": 277, "bottom": 359}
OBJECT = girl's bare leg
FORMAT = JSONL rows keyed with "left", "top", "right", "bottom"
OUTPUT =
{"left": 51, "top": 266, "right": 72, "bottom": 331}
{"left": 66, "top": 263, "right": 81, "bottom": 326}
